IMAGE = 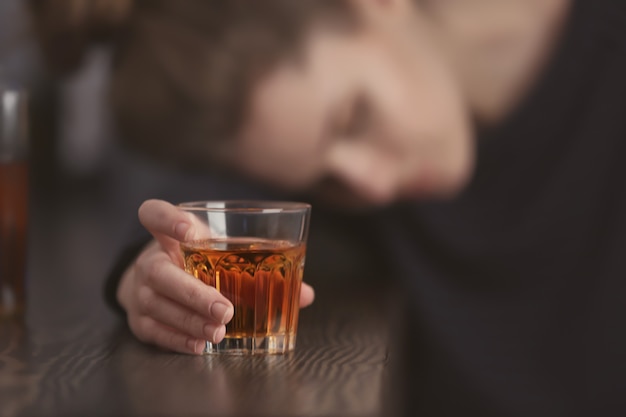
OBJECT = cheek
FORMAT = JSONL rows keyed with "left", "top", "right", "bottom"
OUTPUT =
{"left": 374, "top": 79, "right": 474, "bottom": 197}
{"left": 236, "top": 65, "right": 337, "bottom": 190}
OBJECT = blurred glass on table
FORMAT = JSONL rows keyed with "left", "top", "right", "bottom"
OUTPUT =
{"left": 0, "top": 87, "right": 29, "bottom": 318}
{"left": 179, "top": 201, "right": 311, "bottom": 355}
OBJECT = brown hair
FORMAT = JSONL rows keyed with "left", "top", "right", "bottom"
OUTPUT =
{"left": 27, "top": 0, "right": 133, "bottom": 74}
{"left": 29, "top": 0, "right": 357, "bottom": 169}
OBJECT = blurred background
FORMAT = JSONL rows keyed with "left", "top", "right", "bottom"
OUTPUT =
{"left": 0, "top": 0, "right": 190, "bottom": 315}
{"left": 1, "top": 0, "right": 182, "bottom": 220}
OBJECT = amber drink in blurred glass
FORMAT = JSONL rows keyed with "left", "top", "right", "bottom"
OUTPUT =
{"left": 179, "top": 201, "right": 310, "bottom": 354}
{"left": 0, "top": 88, "right": 29, "bottom": 318}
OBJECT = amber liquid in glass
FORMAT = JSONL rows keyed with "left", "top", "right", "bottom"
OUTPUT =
{"left": 181, "top": 238, "right": 305, "bottom": 353}
{"left": 0, "top": 161, "right": 28, "bottom": 317}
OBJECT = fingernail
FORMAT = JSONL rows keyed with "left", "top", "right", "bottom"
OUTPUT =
{"left": 175, "top": 222, "right": 190, "bottom": 240}
{"left": 211, "top": 302, "right": 233, "bottom": 324}
{"left": 212, "top": 325, "right": 226, "bottom": 343}
{"left": 203, "top": 323, "right": 214, "bottom": 339}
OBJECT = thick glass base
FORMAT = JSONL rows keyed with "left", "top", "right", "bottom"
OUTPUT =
{"left": 203, "top": 333, "right": 296, "bottom": 355}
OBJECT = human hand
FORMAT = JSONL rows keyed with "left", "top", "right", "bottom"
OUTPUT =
{"left": 117, "top": 199, "right": 315, "bottom": 354}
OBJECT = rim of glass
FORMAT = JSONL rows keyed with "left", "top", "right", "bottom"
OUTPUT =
{"left": 177, "top": 200, "right": 311, "bottom": 213}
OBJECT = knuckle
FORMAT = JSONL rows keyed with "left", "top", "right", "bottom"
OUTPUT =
{"left": 146, "top": 258, "right": 163, "bottom": 285}
{"left": 185, "top": 285, "right": 204, "bottom": 308}
{"left": 160, "top": 332, "right": 187, "bottom": 352}
{"left": 136, "top": 285, "right": 155, "bottom": 313}
{"left": 180, "top": 311, "right": 194, "bottom": 330}
{"left": 129, "top": 315, "right": 195, "bottom": 354}
{"left": 137, "top": 255, "right": 164, "bottom": 288}
{"left": 167, "top": 332, "right": 179, "bottom": 348}
{"left": 180, "top": 312, "right": 202, "bottom": 337}
{"left": 129, "top": 315, "right": 153, "bottom": 344}
{"left": 133, "top": 252, "right": 153, "bottom": 282}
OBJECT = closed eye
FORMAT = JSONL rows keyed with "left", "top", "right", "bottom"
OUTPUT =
{"left": 330, "top": 93, "right": 372, "bottom": 140}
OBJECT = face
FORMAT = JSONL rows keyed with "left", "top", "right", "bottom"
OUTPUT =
{"left": 234, "top": 1, "right": 474, "bottom": 207}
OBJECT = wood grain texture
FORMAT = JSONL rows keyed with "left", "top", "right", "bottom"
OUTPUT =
{"left": 0, "top": 192, "right": 392, "bottom": 417}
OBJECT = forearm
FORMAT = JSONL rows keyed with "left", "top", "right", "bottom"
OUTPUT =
{"left": 103, "top": 236, "right": 150, "bottom": 316}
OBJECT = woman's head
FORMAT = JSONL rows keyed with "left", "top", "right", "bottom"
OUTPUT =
{"left": 109, "top": 0, "right": 360, "bottom": 168}
{"left": 32, "top": 0, "right": 475, "bottom": 206}
{"left": 229, "top": 0, "right": 474, "bottom": 205}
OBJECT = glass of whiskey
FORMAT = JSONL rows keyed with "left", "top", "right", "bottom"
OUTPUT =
{"left": 1, "top": 87, "right": 29, "bottom": 319}
{"left": 178, "top": 200, "right": 311, "bottom": 354}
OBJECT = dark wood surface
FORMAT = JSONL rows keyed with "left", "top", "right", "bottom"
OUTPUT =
{"left": 0, "top": 185, "right": 392, "bottom": 417}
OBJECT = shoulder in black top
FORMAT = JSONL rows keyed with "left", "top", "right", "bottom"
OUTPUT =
{"left": 379, "top": 0, "right": 626, "bottom": 415}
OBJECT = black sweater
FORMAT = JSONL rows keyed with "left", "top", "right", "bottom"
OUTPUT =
{"left": 381, "top": 0, "right": 626, "bottom": 415}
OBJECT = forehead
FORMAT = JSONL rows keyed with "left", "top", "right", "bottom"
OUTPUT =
{"left": 247, "top": 63, "right": 323, "bottom": 141}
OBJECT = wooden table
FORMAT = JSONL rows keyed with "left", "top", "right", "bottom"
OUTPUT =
{"left": 0, "top": 185, "right": 392, "bottom": 417}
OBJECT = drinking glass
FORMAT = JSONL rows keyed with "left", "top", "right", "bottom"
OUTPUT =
{"left": 0, "top": 87, "right": 29, "bottom": 318}
{"left": 178, "top": 200, "right": 311, "bottom": 354}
